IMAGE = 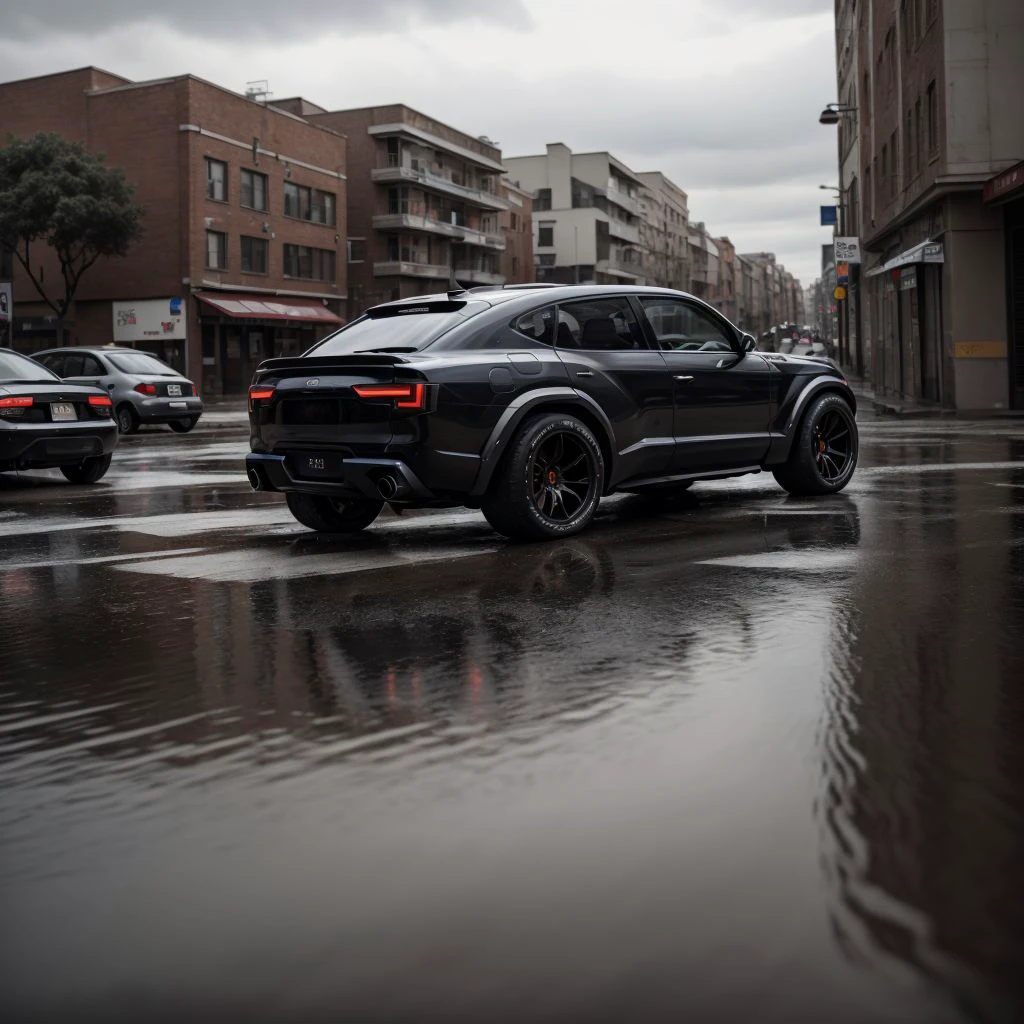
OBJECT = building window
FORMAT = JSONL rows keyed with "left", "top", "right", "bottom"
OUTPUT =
{"left": 241, "top": 235, "right": 268, "bottom": 274}
{"left": 240, "top": 169, "right": 268, "bottom": 212}
{"left": 284, "top": 182, "right": 336, "bottom": 225}
{"left": 283, "top": 243, "right": 336, "bottom": 282}
{"left": 206, "top": 158, "right": 227, "bottom": 202}
{"left": 536, "top": 254, "right": 556, "bottom": 267}
{"left": 538, "top": 222, "right": 554, "bottom": 247}
{"left": 927, "top": 81, "right": 938, "bottom": 157}
{"left": 206, "top": 230, "right": 227, "bottom": 269}
{"left": 512, "top": 256, "right": 520, "bottom": 275}
{"left": 534, "top": 188, "right": 552, "bottom": 211}
{"left": 510, "top": 213, "right": 519, "bottom": 231}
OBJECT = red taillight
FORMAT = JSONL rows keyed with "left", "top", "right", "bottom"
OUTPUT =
{"left": 352, "top": 383, "right": 426, "bottom": 410}
{"left": 0, "top": 396, "right": 33, "bottom": 409}
{"left": 88, "top": 395, "right": 113, "bottom": 407}
{"left": 134, "top": 383, "right": 157, "bottom": 397}
{"left": 249, "top": 387, "right": 274, "bottom": 401}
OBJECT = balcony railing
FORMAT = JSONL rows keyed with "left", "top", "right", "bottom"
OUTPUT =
{"left": 454, "top": 266, "right": 505, "bottom": 286}
{"left": 373, "top": 260, "right": 451, "bottom": 280}
{"left": 605, "top": 186, "right": 641, "bottom": 217}
{"left": 372, "top": 159, "right": 507, "bottom": 211}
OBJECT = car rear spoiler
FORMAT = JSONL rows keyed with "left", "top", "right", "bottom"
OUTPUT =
{"left": 255, "top": 353, "right": 410, "bottom": 376}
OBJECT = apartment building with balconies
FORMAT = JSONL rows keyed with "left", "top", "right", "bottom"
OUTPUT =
{"left": 637, "top": 171, "right": 690, "bottom": 290}
{"left": 283, "top": 104, "right": 509, "bottom": 310}
{"left": 504, "top": 143, "right": 645, "bottom": 285}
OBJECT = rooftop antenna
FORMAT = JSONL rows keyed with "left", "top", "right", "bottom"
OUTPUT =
{"left": 245, "top": 80, "right": 272, "bottom": 104}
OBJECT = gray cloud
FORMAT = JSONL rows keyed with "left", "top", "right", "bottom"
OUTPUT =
{"left": 5, "top": 0, "right": 531, "bottom": 42}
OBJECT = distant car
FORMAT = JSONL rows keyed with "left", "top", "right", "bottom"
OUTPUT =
{"left": 0, "top": 347, "right": 119, "bottom": 483}
{"left": 35, "top": 346, "right": 203, "bottom": 435}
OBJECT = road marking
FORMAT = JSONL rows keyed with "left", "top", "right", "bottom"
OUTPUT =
{"left": 0, "top": 547, "right": 207, "bottom": 572}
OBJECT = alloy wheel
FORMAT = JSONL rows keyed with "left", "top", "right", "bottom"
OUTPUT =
{"left": 812, "top": 408, "right": 854, "bottom": 483}
{"left": 529, "top": 430, "right": 598, "bottom": 524}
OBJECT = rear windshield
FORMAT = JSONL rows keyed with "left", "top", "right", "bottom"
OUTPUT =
{"left": 107, "top": 352, "right": 177, "bottom": 376}
{"left": 309, "top": 301, "right": 489, "bottom": 356}
{"left": 0, "top": 351, "right": 58, "bottom": 383}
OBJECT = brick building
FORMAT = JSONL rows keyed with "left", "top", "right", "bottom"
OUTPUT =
{"left": 271, "top": 102, "right": 511, "bottom": 312}
{"left": 499, "top": 179, "right": 535, "bottom": 285}
{"left": 0, "top": 68, "right": 347, "bottom": 394}
{"left": 832, "top": 0, "right": 1024, "bottom": 409}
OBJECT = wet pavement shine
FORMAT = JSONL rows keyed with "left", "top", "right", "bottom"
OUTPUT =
{"left": 2, "top": 410, "right": 1024, "bottom": 1023}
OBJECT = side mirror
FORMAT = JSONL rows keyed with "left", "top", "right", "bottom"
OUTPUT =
{"left": 740, "top": 333, "right": 757, "bottom": 353}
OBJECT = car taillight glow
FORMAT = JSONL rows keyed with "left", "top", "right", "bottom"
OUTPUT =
{"left": 134, "top": 383, "right": 157, "bottom": 396}
{"left": 88, "top": 395, "right": 113, "bottom": 407}
{"left": 0, "top": 396, "right": 33, "bottom": 409}
{"left": 352, "top": 383, "right": 426, "bottom": 410}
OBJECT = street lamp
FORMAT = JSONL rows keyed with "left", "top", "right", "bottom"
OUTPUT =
{"left": 818, "top": 103, "right": 858, "bottom": 125}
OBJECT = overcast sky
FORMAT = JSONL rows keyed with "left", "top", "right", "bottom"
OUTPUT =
{"left": 2, "top": 0, "right": 839, "bottom": 287}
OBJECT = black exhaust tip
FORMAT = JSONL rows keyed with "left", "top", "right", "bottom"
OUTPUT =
{"left": 247, "top": 467, "right": 263, "bottom": 491}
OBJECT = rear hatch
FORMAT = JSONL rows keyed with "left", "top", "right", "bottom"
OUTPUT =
{"left": 249, "top": 354, "right": 431, "bottom": 475}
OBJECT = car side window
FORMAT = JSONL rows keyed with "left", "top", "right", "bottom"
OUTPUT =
{"left": 513, "top": 305, "right": 555, "bottom": 345}
{"left": 556, "top": 297, "right": 645, "bottom": 351}
{"left": 39, "top": 353, "right": 66, "bottom": 376}
{"left": 80, "top": 355, "right": 104, "bottom": 376}
{"left": 62, "top": 354, "right": 86, "bottom": 377}
{"left": 640, "top": 299, "right": 735, "bottom": 352}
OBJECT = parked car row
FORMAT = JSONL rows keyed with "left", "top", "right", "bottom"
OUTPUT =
{"left": 0, "top": 345, "right": 203, "bottom": 485}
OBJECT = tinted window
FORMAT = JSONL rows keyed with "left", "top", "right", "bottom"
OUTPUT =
{"left": 310, "top": 301, "right": 489, "bottom": 356}
{"left": 556, "top": 297, "right": 646, "bottom": 351}
{"left": 640, "top": 298, "right": 735, "bottom": 352}
{"left": 62, "top": 354, "right": 86, "bottom": 377}
{"left": 37, "top": 353, "right": 66, "bottom": 376}
{"left": 513, "top": 305, "right": 555, "bottom": 345}
{"left": 107, "top": 352, "right": 177, "bottom": 375}
{"left": 82, "top": 355, "right": 105, "bottom": 376}
{"left": 0, "top": 351, "right": 59, "bottom": 382}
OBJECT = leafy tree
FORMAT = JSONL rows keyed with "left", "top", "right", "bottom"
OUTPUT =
{"left": 0, "top": 132, "right": 144, "bottom": 325}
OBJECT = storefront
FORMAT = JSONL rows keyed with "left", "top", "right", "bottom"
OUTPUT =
{"left": 866, "top": 241, "right": 945, "bottom": 405}
{"left": 112, "top": 298, "right": 188, "bottom": 373}
{"left": 194, "top": 293, "right": 344, "bottom": 396}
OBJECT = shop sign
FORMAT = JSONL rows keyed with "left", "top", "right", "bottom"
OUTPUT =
{"left": 113, "top": 298, "right": 186, "bottom": 342}
{"left": 982, "top": 160, "right": 1024, "bottom": 204}
{"left": 922, "top": 243, "right": 944, "bottom": 263}
{"left": 954, "top": 341, "right": 1007, "bottom": 359}
{"left": 899, "top": 268, "right": 917, "bottom": 291}
{"left": 833, "top": 286, "right": 847, "bottom": 301}
{"left": 837, "top": 261, "right": 849, "bottom": 283}
{"left": 820, "top": 205, "right": 838, "bottom": 226}
{"left": 834, "top": 237, "right": 861, "bottom": 263}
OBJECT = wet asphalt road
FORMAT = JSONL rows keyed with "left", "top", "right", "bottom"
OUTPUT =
{"left": 1, "top": 407, "right": 1024, "bottom": 1023}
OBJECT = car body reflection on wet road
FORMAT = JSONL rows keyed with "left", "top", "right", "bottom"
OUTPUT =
{"left": 1, "top": 413, "right": 1023, "bottom": 1023}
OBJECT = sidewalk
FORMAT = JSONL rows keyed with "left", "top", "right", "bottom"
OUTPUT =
{"left": 845, "top": 375, "right": 1024, "bottom": 419}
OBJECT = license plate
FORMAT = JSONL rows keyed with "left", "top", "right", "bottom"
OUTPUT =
{"left": 307, "top": 456, "right": 327, "bottom": 471}
{"left": 167, "top": 384, "right": 182, "bottom": 396}
{"left": 169, "top": 401, "right": 187, "bottom": 409}
{"left": 51, "top": 403, "right": 77, "bottom": 422}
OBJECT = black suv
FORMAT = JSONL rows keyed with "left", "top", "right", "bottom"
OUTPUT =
{"left": 245, "top": 285, "right": 858, "bottom": 540}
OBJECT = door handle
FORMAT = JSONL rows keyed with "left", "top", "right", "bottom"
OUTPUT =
{"left": 576, "top": 371, "right": 594, "bottom": 378}
{"left": 673, "top": 375, "right": 694, "bottom": 382}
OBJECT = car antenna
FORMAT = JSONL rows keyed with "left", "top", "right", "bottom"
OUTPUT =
{"left": 447, "top": 267, "right": 467, "bottom": 298}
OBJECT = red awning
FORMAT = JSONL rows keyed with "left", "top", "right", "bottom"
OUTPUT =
{"left": 196, "top": 293, "right": 343, "bottom": 324}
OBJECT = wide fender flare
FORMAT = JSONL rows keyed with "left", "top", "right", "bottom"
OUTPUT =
{"left": 469, "top": 388, "right": 614, "bottom": 497}
{"left": 765, "top": 375, "right": 858, "bottom": 466}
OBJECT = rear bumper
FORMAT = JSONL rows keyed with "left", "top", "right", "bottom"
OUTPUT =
{"left": 133, "top": 396, "right": 204, "bottom": 423}
{"left": 246, "top": 452, "right": 434, "bottom": 501}
{"left": 0, "top": 420, "right": 119, "bottom": 467}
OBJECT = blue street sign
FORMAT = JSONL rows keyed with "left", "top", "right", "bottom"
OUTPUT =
{"left": 820, "top": 205, "right": 837, "bottom": 226}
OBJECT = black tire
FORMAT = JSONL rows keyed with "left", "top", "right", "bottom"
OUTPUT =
{"left": 773, "top": 393, "right": 858, "bottom": 496}
{"left": 116, "top": 404, "right": 139, "bottom": 435}
{"left": 168, "top": 417, "right": 199, "bottom": 433}
{"left": 60, "top": 454, "right": 113, "bottom": 484}
{"left": 285, "top": 492, "right": 384, "bottom": 533}
{"left": 481, "top": 413, "right": 604, "bottom": 541}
